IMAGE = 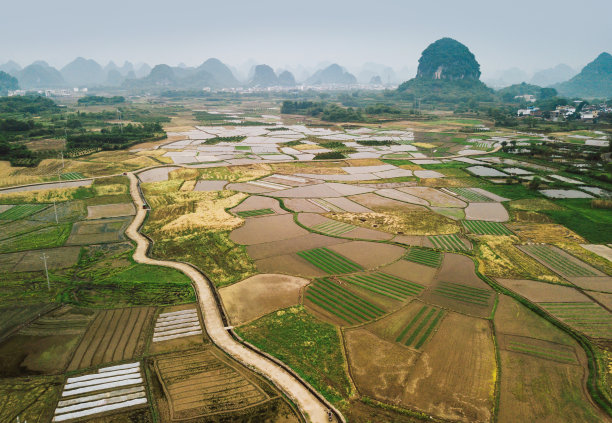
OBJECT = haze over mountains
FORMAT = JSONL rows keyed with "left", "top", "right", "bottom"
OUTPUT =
{"left": 1, "top": 46, "right": 611, "bottom": 97}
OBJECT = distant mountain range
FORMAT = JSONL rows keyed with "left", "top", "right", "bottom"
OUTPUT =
{"left": 305, "top": 64, "right": 357, "bottom": 85}
{"left": 555, "top": 53, "right": 612, "bottom": 98}
{"left": 1, "top": 51, "right": 610, "bottom": 97}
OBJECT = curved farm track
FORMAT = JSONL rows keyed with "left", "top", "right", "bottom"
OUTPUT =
{"left": 124, "top": 173, "right": 339, "bottom": 423}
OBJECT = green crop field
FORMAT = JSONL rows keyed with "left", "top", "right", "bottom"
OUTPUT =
{"left": 305, "top": 277, "right": 385, "bottom": 325}
{"left": 463, "top": 220, "right": 513, "bottom": 235}
{"left": 521, "top": 244, "right": 597, "bottom": 277}
{"left": 311, "top": 220, "right": 356, "bottom": 236}
{"left": 0, "top": 204, "right": 47, "bottom": 221}
{"left": 337, "top": 272, "right": 424, "bottom": 301}
{"left": 428, "top": 234, "right": 469, "bottom": 251}
{"left": 235, "top": 208, "right": 275, "bottom": 217}
{"left": 60, "top": 172, "right": 85, "bottom": 180}
{"left": 506, "top": 341, "right": 577, "bottom": 364}
{"left": 395, "top": 305, "right": 445, "bottom": 349}
{"left": 447, "top": 187, "right": 494, "bottom": 202}
{"left": 404, "top": 247, "right": 443, "bottom": 267}
{"left": 433, "top": 281, "right": 492, "bottom": 306}
{"left": 539, "top": 302, "right": 612, "bottom": 339}
{"left": 297, "top": 247, "right": 363, "bottom": 274}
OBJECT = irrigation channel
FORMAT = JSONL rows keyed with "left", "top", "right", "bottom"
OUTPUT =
{"left": 124, "top": 172, "right": 342, "bottom": 423}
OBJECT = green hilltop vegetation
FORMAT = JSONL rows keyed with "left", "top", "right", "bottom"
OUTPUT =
{"left": 397, "top": 38, "right": 495, "bottom": 105}
{"left": 0, "top": 71, "right": 19, "bottom": 95}
{"left": 555, "top": 52, "right": 612, "bottom": 98}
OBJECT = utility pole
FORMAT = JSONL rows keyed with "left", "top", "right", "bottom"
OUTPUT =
{"left": 60, "top": 151, "right": 64, "bottom": 168}
{"left": 53, "top": 201, "right": 58, "bottom": 224}
{"left": 118, "top": 109, "right": 123, "bottom": 134}
{"left": 41, "top": 253, "right": 50, "bottom": 291}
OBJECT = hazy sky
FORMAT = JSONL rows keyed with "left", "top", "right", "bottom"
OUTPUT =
{"left": 2, "top": 0, "right": 611, "bottom": 77}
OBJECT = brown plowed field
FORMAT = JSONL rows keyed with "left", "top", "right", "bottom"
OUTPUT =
{"left": 220, "top": 274, "right": 310, "bottom": 325}
{"left": 380, "top": 259, "right": 438, "bottom": 286}
{"left": 155, "top": 349, "right": 271, "bottom": 420}
{"left": 497, "top": 350, "right": 603, "bottom": 423}
{"left": 496, "top": 278, "right": 592, "bottom": 303}
{"left": 246, "top": 233, "right": 347, "bottom": 260}
{"left": 346, "top": 312, "right": 496, "bottom": 423}
{"left": 348, "top": 192, "right": 427, "bottom": 211}
{"left": 493, "top": 295, "right": 604, "bottom": 422}
{"left": 328, "top": 241, "right": 405, "bottom": 269}
{"left": 68, "top": 307, "right": 154, "bottom": 370}
{"left": 255, "top": 254, "right": 327, "bottom": 278}
{"left": 230, "top": 214, "right": 309, "bottom": 245}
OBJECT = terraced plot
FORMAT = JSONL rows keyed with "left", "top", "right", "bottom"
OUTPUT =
{"left": 153, "top": 308, "right": 202, "bottom": 342}
{"left": 247, "top": 180, "right": 290, "bottom": 190}
{"left": 235, "top": 208, "right": 275, "bottom": 218}
{"left": 337, "top": 272, "right": 425, "bottom": 300}
{"left": 0, "top": 204, "right": 47, "bottom": 221}
{"left": 447, "top": 187, "right": 494, "bottom": 202}
{"left": 53, "top": 362, "right": 147, "bottom": 422}
{"left": 311, "top": 220, "right": 356, "bottom": 236}
{"left": 521, "top": 244, "right": 597, "bottom": 277}
{"left": 433, "top": 281, "right": 493, "bottom": 307}
{"left": 308, "top": 198, "right": 344, "bottom": 212}
{"left": 297, "top": 247, "right": 363, "bottom": 274}
{"left": 463, "top": 220, "right": 513, "bottom": 235}
{"left": 0, "top": 303, "right": 57, "bottom": 340}
{"left": 404, "top": 247, "right": 442, "bottom": 267}
{"left": 68, "top": 307, "right": 153, "bottom": 371}
{"left": 155, "top": 349, "right": 270, "bottom": 420}
{"left": 540, "top": 302, "right": 612, "bottom": 338}
{"left": 305, "top": 277, "right": 386, "bottom": 325}
{"left": 60, "top": 172, "right": 85, "bottom": 180}
{"left": 428, "top": 234, "right": 469, "bottom": 251}
{"left": 395, "top": 305, "right": 445, "bottom": 349}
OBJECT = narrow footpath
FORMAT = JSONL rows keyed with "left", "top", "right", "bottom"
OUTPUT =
{"left": 124, "top": 172, "right": 335, "bottom": 423}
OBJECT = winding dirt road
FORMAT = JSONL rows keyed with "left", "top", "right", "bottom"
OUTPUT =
{"left": 124, "top": 173, "right": 336, "bottom": 423}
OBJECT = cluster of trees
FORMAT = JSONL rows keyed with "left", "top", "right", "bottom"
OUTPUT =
{"left": 67, "top": 122, "right": 164, "bottom": 149}
{"left": 77, "top": 95, "right": 125, "bottom": 105}
{"left": 0, "top": 96, "right": 59, "bottom": 114}
{"left": 280, "top": 100, "right": 364, "bottom": 122}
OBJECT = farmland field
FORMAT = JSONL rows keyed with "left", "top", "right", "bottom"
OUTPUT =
{"left": 428, "top": 233, "right": 469, "bottom": 251}
{"left": 0, "top": 376, "right": 62, "bottom": 423}
{"left": 395, "top": 304, "right": 445, "bottom": 348}
{"left": 404, "top": 247, "right": 442, "bottom": 267}
{"left": 0, "top": 204, "right": 47, "bottom": 220}
{"left": 304, "top": 277, "right": 386, "bottom": 325}
{"left": 446, "top": 187, "right": 495, "bottom": 202}
{"left": 155, "top": 348, "right": 272, "bottom": 420}
{"left": 53, "top": 362, "right": 148, "bottom": 421}
{"left": 539, "top": 302, "right": 612, "bottom": 338}
{"left": 235, "top": 208, "right": 275, "bottom": 217}
{"left": 311, "top": 219, "right": 356, "bottom": 236}
{"left": 68, "top": 307, "right": 154, "bottom": 370}
{"left": 0, "top": 303, "right": 57, "bottom": 340}
{"left": 236, "top": 306, "right": 353, "bottom": 404}
{"left": 520, "top": 244, "right": 599, "bottom": 278}
{"left": 60, "top": 172, "right": 85, "bottom": 180}
{"left": 336, "top": 272, "right": 425, "bottom": 301}
{"left": 297, "top": 247, "right": 363, "bottom": 274}
{"left": 0, "top": 306, "right": 95, "bottom": 377}
{"left": 463, "top": 219, "right": 513, "bottom": 235}
{"left": 432, "top": 281, "right": 493, "bottom": 307}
